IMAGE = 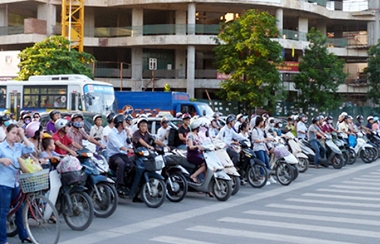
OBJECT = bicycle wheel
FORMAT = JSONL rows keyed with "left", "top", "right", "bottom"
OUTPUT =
{"left": 6, "top": 211, "right": 18, "bottom": 237}
{"left": 63, "top": 191, "right": 94, "bottom": 231}
{"left": 23, "top": 194, "right": 60, "bottom": 244}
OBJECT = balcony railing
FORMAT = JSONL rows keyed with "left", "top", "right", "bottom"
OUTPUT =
{"left": 0, "top": 25, "right": 24, "bottom": 36}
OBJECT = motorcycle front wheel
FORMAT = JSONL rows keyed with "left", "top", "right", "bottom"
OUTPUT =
{"left": 360, "top": 148, "right": 375, "bottom": 164}
{"left": 211, "top": 178, "right": 232, "bottom": 202}
{"left": 90, "top": 182, "right": 118, "bottom": 218}
{"left": 166, "top": 172, "right": 188, "bottom": 203}
{"left": 331, "top": 154, "right": 344, "bottom": 169}
{"left": 297, "top": 158, "right": 309, "bottom": 173}
{"left": 275, "top": 161, "right": 293, "bottom": 186}
{"left": 247, "top": 163, "right": 268, "bottom": 188}
{"left": 230, "top": 175, "right": 240, "bottom": 196}
{"left": 291, "top": 164, "right": 299, "bottom": 181}
{"left": 63, "top": 191, "right": 94, "bottom": 231}
{"left": 142, "top": 177, "right": 166, "bottom": 208}
{"left": 347, "top": 148, "right": 357, "bottom": 165}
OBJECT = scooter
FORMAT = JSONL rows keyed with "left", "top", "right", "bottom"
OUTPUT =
{"left": 76, "top": 148, "right": 118, "bottom": 218}
{"left": 175, "top": 141, "right": 233, "bottom": 201}
{"left": 237, "top": 140, "right": 268, "bottom": 188}
{"left": 354, "top": 132, "right": 377, "bottom": 163}
{"left": 284, "top": 132, "right": 309, "bottom": 173}
{"left": 109, "top": 147, "right": 167, "bottom": 208}
{"left": 212, "top": 139, "right": 241, "bottom": 196}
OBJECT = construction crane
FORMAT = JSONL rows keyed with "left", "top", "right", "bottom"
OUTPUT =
{"left": 61, "top": 0, "right": 84, "bottom": 52}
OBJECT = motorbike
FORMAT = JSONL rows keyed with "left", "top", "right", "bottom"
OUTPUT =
{"left": 267, "top": 138, "right": 297, "bottom": 186}
{"left": 76, "top": 148, "right": 118, "bottom": 218}
{"left": 284, "top": 132, "right": 309, "bottom": 173}
{"left": 173, "top": 141, "right": 233, "bottom": 201}
{"left": 333, "top": 132, "right": 356, "bottom": 165}
{"left": 110, "top": 147, "right": 167, "bottom": 208}
{"left": 353, "top": 132, "right": 377, "bottom": 163}
{"left": 48, "top": 159, "right": 95, "bottom": 231}
{"left": 213, "top": 139, "right": 241, "bottom": 195}
{"left": 238, "top": 140, "right": 268, "bottom": 188}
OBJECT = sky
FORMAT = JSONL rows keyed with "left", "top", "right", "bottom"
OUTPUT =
{"left": 326, "top": 0, "right": 369, "bottom": 11}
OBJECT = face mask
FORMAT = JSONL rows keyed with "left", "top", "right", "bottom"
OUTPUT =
{"left": 199, "top": 127, "right": 207, "bottom": 133}
{"left": 359, "top": 119, "right": 364, "bottom": 123}
{"left": 278, "top": 123, "right": 283, "bottom": 128}
{"left": 328, "top": 120, "right": 333, "bottom": 124}
{"left": 73, "top": 121, "right": 83, "bottom": 128}
{"left": 304, "top": 120, "right": 308, "bottom": 124}
{"left": 270, "top": 123, "right": 275, "bottom": 127}
{"left": 4, "top": 121, "right": 10, "bottom": 127}
{"left": 24, "top": 119, "right": 31, "bottom": 125}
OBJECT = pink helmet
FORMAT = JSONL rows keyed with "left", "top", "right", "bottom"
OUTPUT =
{"left": 25, "top": 121, "right": 41, "bottom": 138}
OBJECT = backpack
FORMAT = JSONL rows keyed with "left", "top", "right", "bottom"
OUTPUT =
{"left": 168, "top": 128, "right": 181, "bottom": 147}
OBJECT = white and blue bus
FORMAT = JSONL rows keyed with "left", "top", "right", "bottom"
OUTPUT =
{"left": 0, "top": 74, "right": 115, "bottom": 116}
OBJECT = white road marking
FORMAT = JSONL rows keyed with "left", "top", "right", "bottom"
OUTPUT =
{"left": 286, "top": 198, "right": 380, "bottom": 208}
{"left": 302, "top": 192, "right": 380, "bottom": 201}
{"left": 316, "top": 188, "right": 380, "bottom": 195}
{"left": 150, "top": 236, "right": 217, "bottom": 244}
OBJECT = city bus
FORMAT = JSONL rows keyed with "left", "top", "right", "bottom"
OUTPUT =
{"left": 0, "top": 74, "right": 115, "bottom": 117}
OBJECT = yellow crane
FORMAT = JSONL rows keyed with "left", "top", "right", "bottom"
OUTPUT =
{"left": 61, "top": 0, "right": 84, "bottom": 52}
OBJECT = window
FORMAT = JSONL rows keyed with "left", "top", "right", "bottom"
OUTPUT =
{"left": 0, "top": 87, "right": 6, "bottom": 108}
{"left": 23, "top": 86, "right": 67, "bottom": 108}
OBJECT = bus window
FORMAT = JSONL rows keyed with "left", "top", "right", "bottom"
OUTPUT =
{"left": 24, "top": 85, "right": 67, "bottom": 108}
{"left": 0, "top": 87, "right": 6, "bottom": 108}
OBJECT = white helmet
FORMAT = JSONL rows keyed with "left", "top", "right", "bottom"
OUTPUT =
{"left": 54, "top": 119, "right": 69, "bottom": 131}
{"left": 190, "top": 118, "right": 202, "bottom": 130}
{"left": 199, "top": 117, "right": 211, "bottom": 128}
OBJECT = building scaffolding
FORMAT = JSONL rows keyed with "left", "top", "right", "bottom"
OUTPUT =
{"left": 61, "top": 0, "right": 84, "bottom": 52}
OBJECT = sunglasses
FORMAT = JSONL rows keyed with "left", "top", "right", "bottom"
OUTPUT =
{"left": 34, "top": 116, "right": 40, "bottom": 119}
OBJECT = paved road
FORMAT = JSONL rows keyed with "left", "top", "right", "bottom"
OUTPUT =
{"left": 8, "top": 160, "right": 380, "bottom": 244}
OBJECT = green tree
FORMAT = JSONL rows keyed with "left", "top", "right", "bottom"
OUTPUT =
{"left": 367, "top": 41, "right": 380, "bottom": 104}
{"left": 17, "top": 35, "right": 95, "bottom": 80}
{"left": 214, "top": 9, "right": 284, "bottom": 111}
{"left": 293, "top": 28, "right": 347, "bottom": 112}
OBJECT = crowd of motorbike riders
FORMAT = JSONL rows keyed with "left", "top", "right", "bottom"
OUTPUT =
{"left": 0, "top": 108, "right": 378, "bottom": 243}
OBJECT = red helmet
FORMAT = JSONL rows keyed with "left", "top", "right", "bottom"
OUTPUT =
{"left": 182, "top": 113, "right": 191, "bottom": 120}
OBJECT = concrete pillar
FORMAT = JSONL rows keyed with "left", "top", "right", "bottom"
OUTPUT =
{"left": 187, "top": 46, "right": 195, "bottom": 99}
{"left": 84, "top": 7, "right": 95, "bottom": 37}
{"left": 175, "top": 10, "right": 186, "bottom": 35}
{"left": 375, "top": 10, "right": 380, "bottom": 44}
{"left": 132, "top": 8, "right": 143, "bottom": 36}
{"left": 298, "top": 17, "right": 308, "bottom": 41}
{"left": 37, "top": 3, "right": 56, "bottom": 36}
{"left": 188, "top": 3, "right": 196, "bottom": 35}
{"left": 317, "top": 20, "right": 327, "bottom": 36}
{"left": 0, "top": 4, "right": 8, "bottom": 27}
{"left": 132, "top": 47, "right": 143, "bottom": 90}
{"left": 175, "top": 49, "right": 186, "bottom": 78}
{"left": 276, "top": 8, "right": 283, "bottom": 30}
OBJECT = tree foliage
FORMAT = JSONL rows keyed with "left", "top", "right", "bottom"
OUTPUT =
{"left": 367, "top": 41, "right": 380, "bottom": 104}
{"left": 17, "top": 36, "right": 95, "bottom": 80}
{"left": 214, "top": 9, "right": 284, "bottom": 111}
{"left": 293, "top": 28, "right": 347, "bottom": 112}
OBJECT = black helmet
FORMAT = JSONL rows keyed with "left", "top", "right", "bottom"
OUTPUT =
{"left": 137, "top": 118, "right": 148, "bottom": 128}
{"left": 125, "top": 114, "right": 133, "bottom": 122}
{"left": 326, "top": 115, "right": 333, "bottom": 121}
{"left": 226, "top": 114, "right": 236, "bottom": 124}
{"left": 71, "top": 113, "right": 83, "bottom": 121}
{"left": 113, "top": 114, "right": 125, "bottom": 127}
{"left": 0, "top": 115, "right": 9, "bottom": 124}
{"left": 356, "top": 115, "right": 363, "bottom": 121}
{"left": 49, "top": 110, "right": 60, "bottom": 120}
{"left": 93, "top": 114, "right": 102, "bottom": 123}
{"left": 312, "top": 117, "right": 319, "bottom": 124}
{"left": 106, "top": 112, "right": 116, "bottom": 124}
{"left": 213, "top": 112, "right": 220, "bottom": 118}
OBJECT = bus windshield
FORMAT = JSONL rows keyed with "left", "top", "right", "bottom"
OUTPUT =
{"left": 83, "top": 84, "right": 115, "bottom": 114}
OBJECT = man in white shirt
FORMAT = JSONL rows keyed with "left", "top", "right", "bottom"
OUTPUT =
{"left": 156, "top": 117, "right": 171, "bottom": 145}
{"left": 297, "top": 114, "right": 308, "bottom": 139}
{"left": 216, "top": 114, "right": 245, "bottom": 166}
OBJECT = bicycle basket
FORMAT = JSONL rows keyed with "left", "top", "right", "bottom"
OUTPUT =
{"left": 60, "top": 170, "right": 85, "bottom": 186}
{"left": 19, "top": 169, "right": 49, "bottom": 193}
{"left": 144, "top": 156, "right": 164, "bottom": 171}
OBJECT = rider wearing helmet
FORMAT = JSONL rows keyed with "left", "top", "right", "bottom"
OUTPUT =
{"left": 373, "top": 116, "right": 379, "bottom": 131}
{"left": 25, "top": 121, "right": 44, "bottom": 159}
{"left": 52, "top": 118, "right": 82, "bottom": 157}
{"left": 321, "top": 115, "right": 337, "bottom": 134}
{"left": 157, "top": 117, "right": 171, "bottom": 145}
{"left": 234, "top": 114, "right": 245, "bottom": 132}
{"left": 89, "top": 114, "right": 103, "bottom": 141}
{"left": 296, "top": 113, "right": 308, "bottom": 139}
{"left": 46, "top": 110, "right": 61, "bottom": 134}
{"left": 67, "top": 113, "right": 106, "bottom": 151}
{"left": 187, "top": 118, "right": 207, "bottom": 183}
{"left": 308, "top": 117, "right": 326, "bottom": 168}
{"left": 177, "top": 113, "right": 191, "bottom": 149}
{"left": 210, "top": 112, "right": 221, "bottom": 138}
{"left": 175, "top": 112, "right": 183, "bottom": 119}
{"left": 107, "top": 114, "right": 135, "bottom": 197}
{"left": 216, "top": 114, "right": 245, "bottom": 166}
{"left": 338, "top": 115, "right": 354, "bottom": 138}
{"left": 103, "top": 112, "right": 116, "bottom": 144}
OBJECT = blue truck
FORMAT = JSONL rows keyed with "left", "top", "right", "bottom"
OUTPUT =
{"left": 115, "top": 91, "right": 214, "bottom": 117}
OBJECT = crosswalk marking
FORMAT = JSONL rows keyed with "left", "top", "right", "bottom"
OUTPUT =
{"left": 150, "top": 236, "right": 217, "bottom": 244}
{"left": 330, "top": 184, "right": 379, "bottom": 190}
{"left": 187, "top": 225, "right": 358, "bottom": 244}
{"left": 218, "top": 217, "right": 380, "bottom": 238}
{"left": 341, "top": 181, "right": 380, "bottom": 186}
{"left": 359, "top": 175, "right": 379, "bottom": 179}
{"left": 352, "top": 177, "right": 380, "bottom": 182}
{"left": 267, "top": 203, "right": 380, "bottom": 216}
{"left": 316, "top": 188, "right": 380, "bottom": 195}
{"left": 369, "top": 172, "right": 380, "bottom": 175}
{"left": 302, "top": 193, "right": 380, "bottom": 201}
{"left": 286, "top": 198, "right": 380, "bottom": 208}
{"left": 244, "top": 210, "right": 380, "bottom": 226}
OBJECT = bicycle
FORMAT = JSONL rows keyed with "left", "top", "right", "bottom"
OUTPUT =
{"left": 6, "top": 166, "right": 60, "bottom": 244}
